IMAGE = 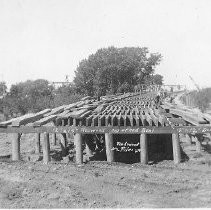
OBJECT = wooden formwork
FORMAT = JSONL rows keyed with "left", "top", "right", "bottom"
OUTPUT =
{"left": 0, "top": 92, "right": 211, "bottom": 165}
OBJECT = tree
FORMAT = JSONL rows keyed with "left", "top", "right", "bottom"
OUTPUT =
{"left": 74, "top": 47, "right": 162, "bottom": 96}
{"left": 193, "top": 88, "right": 211, "bottom": 112}
{"left": 0, "top": 82, "right": 7, "bottom": 96}
{"left": 150, "top": 74, "right": 163, "bottom": 85}
{"left": 7, "top": 79, "right": 54, "bottom": 114}
{"left": 53, "top": 84, "right": 83, "bottom": 107}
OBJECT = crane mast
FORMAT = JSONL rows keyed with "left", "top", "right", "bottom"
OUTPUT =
{"left": 189, "top": 75, "right": 200, "bottom": 91}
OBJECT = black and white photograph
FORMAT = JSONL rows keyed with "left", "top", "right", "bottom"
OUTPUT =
{"left": 0, "top": 0, "right": 211, "bottom": 208}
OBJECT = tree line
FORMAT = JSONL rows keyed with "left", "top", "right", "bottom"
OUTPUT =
{"left": 0, "top": 80, "right": 82, "bottom": 119}
{"left": 181, "top": 88, "right": 211, "bottom": 112}
{"left": 0, "top": 47, "right": 163, "bottom": 119}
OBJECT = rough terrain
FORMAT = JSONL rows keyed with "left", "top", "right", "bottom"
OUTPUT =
{"left": 0, "top": 133, "right": 211, "bottom": 208}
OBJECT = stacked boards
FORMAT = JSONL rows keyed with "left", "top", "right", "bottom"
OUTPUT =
{"left": 0, "top": 92, "right": 210, "bottom": 129}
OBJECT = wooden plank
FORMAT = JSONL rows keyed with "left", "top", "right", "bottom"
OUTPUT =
{"left": 105, "top": 115, "right": 112, "bottom": 126}
{"left": 68, "top": 109, "right": 89, "bottom": 118}
{"left": 93, "top": 104, "right": 108, "bottom": 114}
{"left": 170, "top": 109, "right": 207, "bottom": 125}
{"left": 75, "top": 104, "right": 98, "bottom": 110}
{"left": 148, "top": 109, "right": 159, "bottom": 127}
{"left": 1, "top": 125, "right": 211, "bottom": 134}
{"left": 81, "top": 96, "right": 92, "bottom": 101}
{"left": 139, "top": 113, "right": 146, "bottom": 126}
{"left": 117, "top": 114, "right": 123, "bottom": 126}
{"left": 77, "top": 110, "right": 92, "bottom": 120}
{"left": 167, "top": 118, "right": 186, "bottom": 126}
{"left": 129, "top": 114, "right": 134, "bottom": 126}
{"left": 86, "top": 115, "right": 93, "bottom": 126}
{"left": 144, "top": 112, "right": 153, "bottom": 126}
{"left": 75, "top": 101, "right": 86, "bottom": 108}
{"left": 91, "top": 115, "right": 99, "bottom": 126}
{"left": 44, "top": 105, "right": 66, "bottom": 117}
{"left": 98, "top": 114, "right": 105, "bottom": 126}
{"left": 135, "top": 114, "right": 140, "bottom": 126}
{"left": 111, "top": 114, "right": 117, "bottom": 126}
{"left": 64, "top": 102, "right": 79, "bottom": 110}
{"left": 123, "top": 115, "right": 128, "bottom": 126}
{"left": 12, "top": 109, "right": 52, "bottom": 127}
{"left": 56, "top": 110, "right": 71, "bottom": 118}
{"left": 157, "top": 114, "right": 166, "bottom": 126}
{"left": 33, "top": 115, "right": 57, "bottom": 126}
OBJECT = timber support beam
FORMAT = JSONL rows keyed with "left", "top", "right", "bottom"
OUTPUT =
{"left": 105, "top": 133, "right": 114, "bottom": 162}
{"left": 74, "top": 133, "right": 83, "bottom": 164}
{"left": 172, "top": 133, "right": 181, "bottom": 164}
{"left": 12, "top": 133, "right": 21, "bottom": 161}
{"left": 140, "top": 134, "right": 148, "bottom": 164}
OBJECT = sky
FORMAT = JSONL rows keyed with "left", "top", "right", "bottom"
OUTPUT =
{"left": 0, "top": 0, "right": 211, "bottom": 90}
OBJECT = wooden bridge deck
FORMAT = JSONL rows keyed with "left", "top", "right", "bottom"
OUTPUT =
{"left": 0, "top": 91, "right": 211, "bottom": 165}
{"left": 0, "top": 92, "right": 210, "bottom": 129}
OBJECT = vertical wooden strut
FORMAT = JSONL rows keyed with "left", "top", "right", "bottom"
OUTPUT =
{"left": 35, "top": 133, "right": 41, "bottom": 153}
{"left": 85, "top": 144, "right": 93, "bottom": 157}
{"left": 105, "top": 133, "right": 114, "bottom": 162}
{"left": 186, "top": 134, "right": 192, "bottom": 144}
{"left": 84, "top": 136, "right": 93, "bottom": 157}
{"left": 140, "top": 134, "right": 148, "bottom": 164}
{"left": 52, "top": 133, "right": 56, "bottom": 146}
{"left": 60, "top": 133, "right": 67, "bottom": 156}
{"left": 61, "top": 133, "right": 67, "bottom": 147}
{"left": 43, "top": 133, "right": 50, "bottom": 164}
{"left": 195, "top": 135, "right": 202, "bottom": 153}
{"left": 172, "top": 133, "right": 181, "bottom": 164}
{"left": 12, "top": 133, "right": 21, "bottom": 161}
{"left": 74, "top": 133, "right": 83, "bottom": 164}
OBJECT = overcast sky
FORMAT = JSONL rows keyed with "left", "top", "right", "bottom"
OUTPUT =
{"left": 0, "top": 0, "right": 211, "bottom": 89}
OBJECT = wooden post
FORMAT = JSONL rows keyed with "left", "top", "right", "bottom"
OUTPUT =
{"left": 52, "top": 133, "right": 56, "bottom": 146}
{"left": 186, "top": 134, "right": 192, "bottom": 144}
{"left": 35, "top": 133, "right": 41, "bottom": 153}
{"left": 12, "top": 133, "right": 21, "bottom": 161}
{"left": 195, "top": 136, "right": 202, "bottom": 153}
{"left": 43, "top": 133, "right": 50, "bottom": 164}
{"left": 140, "top": 134, "right": 148, "bottom": 164}
{"left": 60, "top": 133, "right": 67, "bottom": 156}
{"left": 105, "top": 133, "right": 114, "bottom": 162}
{"left": 74, "top": 133, "right": 83, "bottom": 164}
{"left": 84, "top": 135, "right": 93, "bottom": 158}
{"left": 172, "top": 133, "right": 181, "bottom": 164}
{"left": 85, "top": 144, "right": 93, "bottom": 157}
{"left": 61, "top": 134, "right": 67, "bottom": 147}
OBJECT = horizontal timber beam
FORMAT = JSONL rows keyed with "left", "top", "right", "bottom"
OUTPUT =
{"left": 0, "top": 126, "right": 211, "bottom": 134}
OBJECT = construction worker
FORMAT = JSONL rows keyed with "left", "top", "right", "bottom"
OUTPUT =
{"left": 155, "top": 91, "right": 161, "bottom": 106}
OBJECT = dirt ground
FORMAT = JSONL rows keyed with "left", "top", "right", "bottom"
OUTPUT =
{"left": 0, "top": 133, "right": 211, "bottom": 208}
